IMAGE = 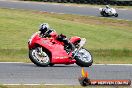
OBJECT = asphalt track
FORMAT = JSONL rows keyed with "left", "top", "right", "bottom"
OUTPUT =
{"left": 0, "top": 0, "right": 132, "bottom": 20}
{"left": 0, "top": 63, "right": 132, "bottom": 85}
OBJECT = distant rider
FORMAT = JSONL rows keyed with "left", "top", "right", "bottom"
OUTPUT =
{"left": 103, "top": 5, "right": 111, "bottom": 13}
{"left": 39, "top": 23, "right": 75, "bottom": 51}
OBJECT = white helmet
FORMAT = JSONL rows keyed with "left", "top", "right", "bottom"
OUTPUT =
{"left": 39, "top": 23, "right": 49, "bottom": 32}
{"left": 106, "top": 5, "right": 110, "bottom": 8}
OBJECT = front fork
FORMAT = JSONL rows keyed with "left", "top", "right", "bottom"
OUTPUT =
{"left": 72, "top": 38, "right": 86, "bottom": 58}
{"left": 37, "top": 47, "right": 45, "bottom": 57}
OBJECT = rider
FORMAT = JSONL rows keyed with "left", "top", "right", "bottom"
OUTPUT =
{"left": 39, "top": 23, "right": 75, "bottom": 51}
{"left": 39, "top": 23, "right": 54, "bottom": 37}
{"left": 104, "top": 5, "right": 111, "bottom": 13}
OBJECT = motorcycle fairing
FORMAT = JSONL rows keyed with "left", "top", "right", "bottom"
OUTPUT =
{"left": 28, "top": 33, "right": 76, "bottom": 64}
{"left": 70, "top": 36, "right": 81, "bottom": 43}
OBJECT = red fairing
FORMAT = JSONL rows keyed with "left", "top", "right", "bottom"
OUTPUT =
{"left": 28, "top": 33, "right": 40, "bottom": 49}
{"left": 70, "top": 36, "right": 81, "bottom": 43}
{"left": 28, "top": 32, "right": 76, "bottom": 64}
{"left": 50, "top": 32, "right": 58, "bottom": 38}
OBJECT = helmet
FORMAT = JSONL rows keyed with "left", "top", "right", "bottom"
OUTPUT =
{"left": 106, "top": 5, "right": 110, "bottom": 8}
{"left": 39, "top": 23, "right": 49, "bottom": 33}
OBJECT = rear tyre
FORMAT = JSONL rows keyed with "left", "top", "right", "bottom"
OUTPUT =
{"left": 103, "top": 12, "right": 109, "bottom": 17}
{"left": 75, "top": 48, "right": 93, "bottom": 67}
{"left": 101, "top": 11, "right": 108, "bottom": 17}
{"left": 29, "top": 47, "right": 50, "bottom": 67}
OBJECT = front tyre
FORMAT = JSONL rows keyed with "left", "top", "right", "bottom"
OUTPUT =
{"left": 29, "top": 47, "right": 50, "bottom": 67}
{"left": 115, "top": 13, "right": 118, "bottom": 17}
{"left": 75, "top": 48, "right": 93, "bottom": 67}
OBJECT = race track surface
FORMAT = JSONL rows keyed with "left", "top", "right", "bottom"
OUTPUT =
{"left": 0, "top": 63, "right": 132, "bottom": 85}
{"left": 0, "top": 0, "right": 132, "bottom": 20}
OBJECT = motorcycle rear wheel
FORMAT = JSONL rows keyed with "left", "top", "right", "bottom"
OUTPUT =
{"left": 100, "top": 11, "right": 104, "bottom": 16}
{"left": 29, "top": 47, "right": 50, "bottom": 67}
{"left": 101, "top": 11, "right": 108, "bottom": 17}
{"left": 75, "top": 48, "right": 93, "bottom": 67}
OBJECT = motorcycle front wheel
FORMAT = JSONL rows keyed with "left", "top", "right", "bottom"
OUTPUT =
{"left": 115, "top": 13, "right": 118, "bottom": 17}
{"left": 74, "top": 48, "right": 93, "bottom": 67}
{"left": 29, "top": 47, "right": 50, "bottom": 67}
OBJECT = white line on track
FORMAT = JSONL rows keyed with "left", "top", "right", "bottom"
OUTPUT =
{"left": 0, "top": 62, "right": 132, "bottom": 66}
{"left": 3, "top": 84, "right": 73, "bottom": 86}
{"left": 93, "top": 64, "right": 132, "bottom": 66}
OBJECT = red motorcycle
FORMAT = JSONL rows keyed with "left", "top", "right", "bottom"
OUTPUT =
{"left": 28, "top": 31, "right": 93, "bottom": 67}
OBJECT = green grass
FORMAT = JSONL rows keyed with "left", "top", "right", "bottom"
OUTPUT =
{"left": 0, "top": 8, "right": 132, "bottom": 63}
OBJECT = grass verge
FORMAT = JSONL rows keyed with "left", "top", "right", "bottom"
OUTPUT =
{"left": 0, "top": 8, "right": 132, "bottom": 63}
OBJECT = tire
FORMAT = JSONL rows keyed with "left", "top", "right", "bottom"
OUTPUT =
{"left": 103, "top": 12, "right": 109, "bottom": 17}
{"left": 49, "top": 63, "right": 54, "bottom": 66}
{"left": 115, "top": 13, "right": 118, "bottom": 17}
{"left": 101, "top": 11, "right": 108, "bottom": 17}
{"left": 74, "top": 48, "right": 93, "bottom": 67}
{"left": 100, "top": 11, "right": 104, "bottom": 16}
{"left": 29, "top": 47, "right": 50, "bottom": 67}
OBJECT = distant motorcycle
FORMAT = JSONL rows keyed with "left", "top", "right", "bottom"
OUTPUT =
{"left": 99, "top": 8, "right": 118, "bottom": 17}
